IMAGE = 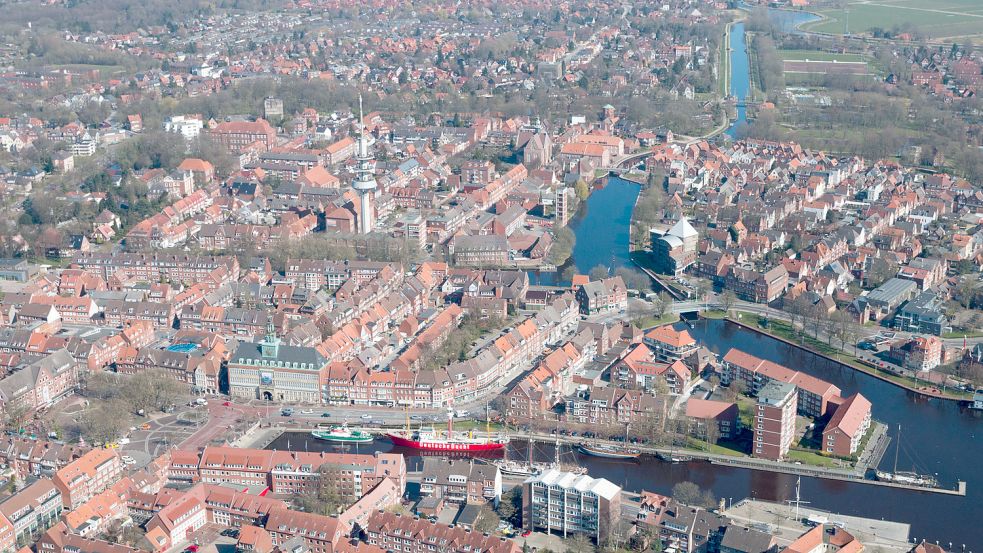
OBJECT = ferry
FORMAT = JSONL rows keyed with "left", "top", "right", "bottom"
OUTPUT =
{"left": 311, "top": 423, "right": 374, "bottom": 444}
{"left": 578, "top": 443, "right": 641, "bottom": 460}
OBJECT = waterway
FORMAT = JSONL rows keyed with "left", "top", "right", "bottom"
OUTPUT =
{"left": 726, "top": 22, "right": 751, "bottom": 138}
{"left": 269, "top": 319, "right": 982, "bottom": 548}
{"left": 528, "top": 176, "right": 640, "bottom": 286}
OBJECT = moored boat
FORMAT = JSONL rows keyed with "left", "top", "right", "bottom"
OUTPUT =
{"left": 311, "top": 423, "right": 374, "bottom": 444}
{"left": 386, "top": 406, "right": 508, "bottom": 452}
{"left": 578, "top": 442, "right": 641, "bottom": 460}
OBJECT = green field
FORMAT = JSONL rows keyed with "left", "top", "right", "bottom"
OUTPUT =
{"left": 803, "top": 0, "right": 983, "bottom": 40}
{"left": 778, "top": 49, "right": 866, "bottom": 62}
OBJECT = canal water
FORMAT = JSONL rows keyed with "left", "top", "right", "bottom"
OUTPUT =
{"left": 269, "top": 320, "right": 982, "bottom": 548}
{"left": 726, "top": 22, "right": 751, "bottom": 138}
{"left": 529, "top": 176, "right": 640, "bottom": 286}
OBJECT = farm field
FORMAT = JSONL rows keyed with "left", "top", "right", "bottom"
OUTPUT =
{"left": 802, "top": 0, "right": 983, "bottom": 40}
{"left": 777, "top": 49, "right": 866, "bottom": 63}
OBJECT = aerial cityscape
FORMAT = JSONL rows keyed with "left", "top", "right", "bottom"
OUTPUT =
{"left": 0, "top": 0, "right": 980, "bottom": 553}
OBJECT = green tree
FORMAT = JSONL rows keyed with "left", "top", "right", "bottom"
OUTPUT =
{"left": 574, "top": 179, "right": 590, "bottom": 201}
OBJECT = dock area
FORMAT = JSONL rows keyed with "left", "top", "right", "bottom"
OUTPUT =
{"left": 512, "top": 432, "right": 967, "bottom": 496}
{"left": 723, "top": 499, "right": 913, "bottom": 553}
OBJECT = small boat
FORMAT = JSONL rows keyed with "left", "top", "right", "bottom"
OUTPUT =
{"left": 492, "top": 460, "right": 547, "bottom": 477}
{"left": 311, "top": 423, "right": 374, "bottom": 444}
{"left": 578, "top": 443, "right": 641, "bottom": 460}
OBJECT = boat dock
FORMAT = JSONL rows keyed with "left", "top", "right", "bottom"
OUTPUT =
{"left": 512, "top": 432, "right": 966, "bottom": 496}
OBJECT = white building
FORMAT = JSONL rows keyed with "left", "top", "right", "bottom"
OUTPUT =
{"left": 164, "top": 115, "right": 205, "bottom": 140}
{"left": 522, "top": 469, "right": 622, "bottom": 542}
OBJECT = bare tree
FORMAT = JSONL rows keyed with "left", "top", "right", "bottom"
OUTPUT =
{"left": 720, "top": 290, "right": 736, "bottom": 315}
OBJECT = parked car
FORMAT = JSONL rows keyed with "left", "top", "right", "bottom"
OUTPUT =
{"left": 321, "top": 412, "right": 332, "bottom": 417}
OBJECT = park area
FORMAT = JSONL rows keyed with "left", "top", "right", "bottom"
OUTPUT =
{"left": 802, "top": 0, "right": 983, "bottom": 40}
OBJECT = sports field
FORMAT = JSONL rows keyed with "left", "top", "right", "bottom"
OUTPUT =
{"left": 802, "top": 0, "right": 983, "bottom": 40}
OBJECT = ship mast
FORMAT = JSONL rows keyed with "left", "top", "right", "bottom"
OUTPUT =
{"left": 894, "top": 423, "right": 901, "bottom": 473}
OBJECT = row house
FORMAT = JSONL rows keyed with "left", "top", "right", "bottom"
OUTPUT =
{"left": 38, "top": 522, "right": 140, "bottom": 553}
{"left": 71, "top": 253, "right": 240, "bottom": 285}
{"left": 576, "top": 276, "right": 628, "bottom": 315}
{"left": 722, "top": 265, "right": 788, "bottom": 304}
{"left": 364, "top": 510, "right": 520, "bottom": 553}
{"left": 178, "top": 447, "right": 406, "bottom": 499}
{"left": 565, "top": 386, "right": 666, "bottom": 428}
{"left": 419, "top": 458, "right": 502, "bottom": 506}
{"left": 0, "top": 349, "right": 80, "bottom": 415}
{"left": 0, "top": 479, "right": 63, "bottom": 548}
{"left": 100, "top": 300, "right": 175, "bottom": 329}
{"left": 62, "top": 478, "right": 130, "bottom": 537}
{"left": 0, "top": 436, "right": 88, "bottom": 480}
{"left": 52, "top": 449, "right": 122, "bottom": 509}
{"left": 612, "top": 343, "right": 692, "bottom": 395}
{"left": 642, "top": 325, "right": 698, "bottom": 363}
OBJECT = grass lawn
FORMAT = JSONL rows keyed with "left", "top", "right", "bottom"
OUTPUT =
{"left": 778, "top": 49, "right": 865, "bottom": 62}
{"left": 802, "top": 0, "right": 983, "bottom": 39}
{"left": 701, "top": 309, "right": 729, "bottom": 320}
{"left": 634, "top": 313, "right": 681, "bottom": 329}
{"left": 786, "top": 448, "right": 840, "bottom": 468}
{"left": 686, "top": 437, "right": 747, "bottom": 457}
{"left": 942, "top": 330, "right": 983, "bottom": 339}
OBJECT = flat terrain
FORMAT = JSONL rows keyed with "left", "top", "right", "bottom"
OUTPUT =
{"left": 778, "top": 49, "right": 866, "bottom": 62}
{"left": 802, "top": 0, "right": 983, "bottom": 40}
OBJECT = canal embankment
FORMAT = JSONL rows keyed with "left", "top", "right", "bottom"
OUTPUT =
{"left": 508, "top": 431, "right": 966, "bottom": 497}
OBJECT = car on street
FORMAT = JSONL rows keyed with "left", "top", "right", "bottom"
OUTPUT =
{"left": 521, "top": 530, "right": 531, "bottom": 537}
{"left": 410, "top": 415, "right": 423, "bottom": 420}
{"left": 371, "top": 420, "right": 384, "bottom": 425}
{"left": 223, "top": 401, "right": 232, "bottom": 406}
{"left": 321, "top": 412, "right": 331, "bottom": 417}
{"left": 121, "top": 455, "right": 136, "bottom": 465}
{"left": 361, "top": 414, "right": 371, "bottom": 419}
{"left": 281, "top": 408, "right": 294, "bottom": 416}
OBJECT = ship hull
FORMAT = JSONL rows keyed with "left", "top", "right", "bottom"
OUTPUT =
{"left": 386, "top": 433, "right": 506, "bottom": 452}
{"left": 311, "top": 430, "right": 373, "bottom": 444}
{"left": 578, "top": 444, "right": 640, "bottom": 460}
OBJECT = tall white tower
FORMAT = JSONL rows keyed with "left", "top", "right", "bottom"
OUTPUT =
{"left": 352, "top": 95, "right": 377, "bottom": 234}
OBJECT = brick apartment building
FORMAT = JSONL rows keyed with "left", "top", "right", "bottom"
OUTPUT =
{"left": 822, "top": 393, "right": 872, "bottom": 457}
{"left": 364, "top": 510, "right": 521, "bottom": 553}
{"left": 753, "top": 381, "right": 797, "bottom": 461}
{"left": 419, "top": 458, "right": 502, "bottom": 505}
{"left": 209, "top": 119, "right": 277, "bottom": 152}
{"left": 52, "top": 449, "right": 122, "bottom": 509}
